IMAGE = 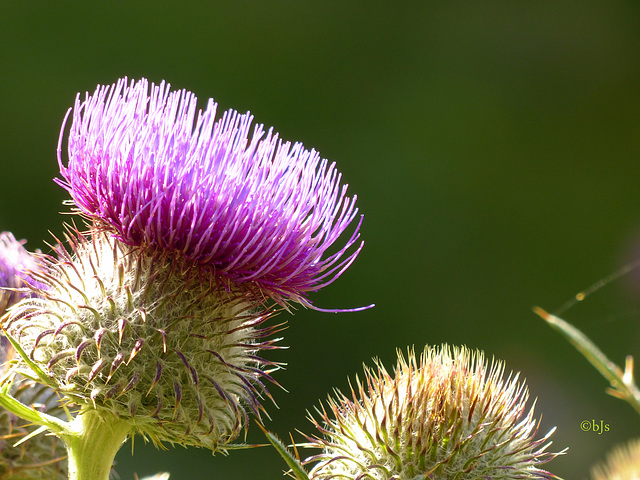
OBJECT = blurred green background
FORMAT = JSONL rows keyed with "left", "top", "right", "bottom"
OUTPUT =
{"left": 3, "top": 2, "right": 640, "bottom": 478}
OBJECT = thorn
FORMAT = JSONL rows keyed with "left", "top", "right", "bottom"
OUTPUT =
{"left": 157, "top": 329, "right": 167, "bottom": 354}
{"left": 87, "top": 358, "right": 107, "bottom": 383}
{"left": 106, "top": 296, "right": 117, "bottom": 316}
{"left": 33, "top": 329, "right": 55, "bottom": 349}
{"left": 75, "top": 339, "right": 93, "bottom": 363}
{"left": 255, "top": 420, "right": 268, "bottom": 435}
{"left": 118, "top": 318, "right": 126, "bottom": 344}
{"left": 65, "top": 366, "right": 80, "bottom": 383}
{"left": 90, "top": 388, "right": 99, "bottom": 407}
{"left": 127, "top": 339, "right": 145, "bottom": 365}
{"left": 53, "top": 321, "right": 82, "bottom": 339}
{"left": 195, "top": 393, "right": 204, "bottom": 425}
{"left": 289, "top": 431, "right": 301, "bottom": 461}
{"left": 119, "top": 371, "right": 142, "bottom": 397}
{"left": 107, "top": 353, "right": 125, "bottom": 382}
{"left": 175, "top": 351, "right": 198, "bottom": 385}
{"left": 151, "top": 390, "right": 163, "bottom": 418}
{"left": 47, "top": 350, "right": 73, "bottom": 370}
{"left": 94, "top": 328, "right": 107, "bottom": 355}
{"left": 146, "top": 361, "right": 163, "bottom": 395}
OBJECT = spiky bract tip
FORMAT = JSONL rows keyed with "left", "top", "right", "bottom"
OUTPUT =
{"left": 304, "top": 344, "right": 560, "bottom": 480}
{"left": 4, "top": 229, "right": 281, "bottom": 450}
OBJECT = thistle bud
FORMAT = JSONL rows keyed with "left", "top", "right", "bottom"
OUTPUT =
{"left": 304, "top": 345, "right": 560, "bottom": 480}
{"left": 5, "top": 229, "right": 279, "bottom": 450}
{"left": 591, "top": 438, "right": 640, "bottom": 480}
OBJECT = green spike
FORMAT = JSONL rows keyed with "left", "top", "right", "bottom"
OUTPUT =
{"left": 257, "top": 422, "right": 309, "bottom": 480}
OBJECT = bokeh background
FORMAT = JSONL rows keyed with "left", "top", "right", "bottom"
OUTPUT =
{"left": 3, "top": 2, "right": 640, "bottom": 478}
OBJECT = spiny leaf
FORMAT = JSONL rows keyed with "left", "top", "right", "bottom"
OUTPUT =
{"left": 257, "top": 422, "right": 309, "bottom": 480}
{"left": 534, "top": 306, "right": 640, "bottom": 416}
{"left": 1, "top": 326, "right": 57, "bottom": 388}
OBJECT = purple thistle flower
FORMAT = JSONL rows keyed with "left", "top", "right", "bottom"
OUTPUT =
{"left": 56, "top": 78, "right": 367, "bottom": 309}
{"left": 0, "top": 232, "right": 40, "bottom": 315}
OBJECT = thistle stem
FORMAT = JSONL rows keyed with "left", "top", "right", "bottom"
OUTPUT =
{"left": 534, "top": 306, "right": 640, "bottom": 415}
{"left": 63, "top": 409, "right": 131, "bottom": 480}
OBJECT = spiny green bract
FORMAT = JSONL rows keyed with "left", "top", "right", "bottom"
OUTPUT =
{"left": 5, "top": 229, "right": 280, "bottom": 450}
{"left": 303, "top": 345, "right": 560, "bottom": 480}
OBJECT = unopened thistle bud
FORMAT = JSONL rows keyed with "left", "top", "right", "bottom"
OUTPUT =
{"left": 5, "top": 230, "right": 280, "bottom": 450}
{"left": 304, "top": 345, "right": 560, "bottom": 480}
{"left": 591, "top": 439, "right": 640, "bottom": 480}
{"left": 56, "top": 77, "right": 365, "bottom": 309}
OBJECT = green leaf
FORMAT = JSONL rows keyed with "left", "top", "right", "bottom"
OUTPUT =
{"left": 257, "top": 423, "right": 309, "bottom": 480}
{"left": 222, "top": 442, "right": 268, "bottom": 450}
{"left": 534, "top": 306, "right": 640, "bottom": 415}
{"left": 0, "top": 386, "right": 68, "bottom": 434}
{"left": 1, "top": 327, "right": 57, "bottom": 388}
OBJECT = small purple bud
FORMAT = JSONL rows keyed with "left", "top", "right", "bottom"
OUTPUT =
{"left": 57, "top": 78, "right": 367, "bottom": 309}
{"left": 0, "top": 232, "right": 41, "bottom": 316}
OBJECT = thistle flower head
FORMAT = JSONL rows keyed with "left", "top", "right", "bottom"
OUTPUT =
{"left": 56, "top": 77, "right": 365, "bottom": 308}
{"left": 0, "top": 232, "right": 40, "bottom": 316}
{"left": 591, "top": 438, "right": 640, "bottom": 480}
{"left": 4, "top": 229, "right": 280, "bottom": 450}
{"left": 304, "top": 345, "right": 560, "bottom": 480}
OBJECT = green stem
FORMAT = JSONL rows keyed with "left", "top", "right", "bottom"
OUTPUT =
{"left": 534, "top": 306, "right": 640, "bottom": 415}
{"left": 63, "top": 409, "right": 132, "bottom": 480}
